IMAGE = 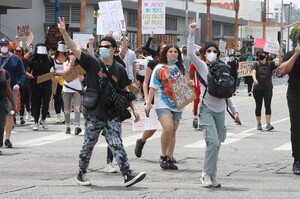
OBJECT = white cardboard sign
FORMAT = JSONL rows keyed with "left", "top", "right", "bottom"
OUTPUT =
{"left": 142, "top": 0, "right": 166, "bottom": 34}
{"left": 97, "top": 0, "right": 126, "bottom": 35}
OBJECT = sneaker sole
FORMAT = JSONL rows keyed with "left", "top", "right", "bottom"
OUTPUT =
{"left": 77, "top": 179, "right": 92, "bottom": 186}
{"left": 124, "top": 172, "right": 146, "bottom": 187}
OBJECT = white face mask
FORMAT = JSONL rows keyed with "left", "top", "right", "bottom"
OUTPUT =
{"left": 206, "top": 52, "right": 217, "bottom": 63}
{"left": 229, "top": 57, "right": 234, "bottom": 62}
{"left": 1, "top": 46, "right": 8, "bottom": 54}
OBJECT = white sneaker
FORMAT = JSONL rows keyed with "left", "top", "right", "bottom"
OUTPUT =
{"left": 104, "top": 163, "right": 117, "bottom": 173}
{"left": 33, "top": 123, "right": 39, "bottom": 131}
{"left": 26, "top": 112, "right": 32, "bottom": 121}
{"left": 211, "top": 178, "right": 221, "bottom": 188}
{"left": 201, "top": 174, "right": 212, "bottom": 188}
{"left": 39, "top": 120, "right": 48, "bottom": 129}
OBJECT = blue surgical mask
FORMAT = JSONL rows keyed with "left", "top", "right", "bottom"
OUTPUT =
{"left": 99, "top": 47, "right": 110, "bottom": 59}
{"left": 167, "top": 58, "right": 178, "bottom": 64}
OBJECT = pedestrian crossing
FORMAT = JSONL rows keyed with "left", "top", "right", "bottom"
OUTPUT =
{"left": 12, "top": 128, "right": 292, "bottom": 151}
{"left": 12, "top": 118, "right": 292, "bottom": 151}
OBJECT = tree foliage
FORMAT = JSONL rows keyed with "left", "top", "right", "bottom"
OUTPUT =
{"left": 290, "top": 27, "right": 300, "bottom": 48}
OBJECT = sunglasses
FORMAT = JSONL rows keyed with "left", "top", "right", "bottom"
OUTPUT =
{"left": 206, "top": 49, "right": 218, "bottom": 54}
{"left": 16, "top": 50, "right": 22, "bottom": 52}
{"left": 98, "top": 45, "right": 112, "bottom": 49}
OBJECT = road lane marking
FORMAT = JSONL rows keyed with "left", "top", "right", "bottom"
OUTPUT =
{"left": 16, "top": 133, "right": 73, "bottom": 147}
{"left": 95, "top": 131, "right": 162, "bottom": 148}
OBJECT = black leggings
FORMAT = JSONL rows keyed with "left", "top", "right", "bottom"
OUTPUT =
{"left": 54, "top": 83, "right": 64, "bottom": 114}
{"left": 253, "top": 88, "right": 273, "bottom": 116}
{"left": 20, "top": 86, "right": 31, "bottom": 116}
{"left": 30, "top": 82, "right": 52, "bottom": 123}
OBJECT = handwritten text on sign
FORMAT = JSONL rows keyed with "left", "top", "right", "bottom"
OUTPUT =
{"left": 97, "top": 0, "right": 126, "bottom": 35}
{"left": 142, "top": 0, "right": 166, "bottom": 34}
{"left": 132, "top": 102, "right": 162, "bottom": 131}
{"left": 238, "top": 61, "right": 257, "bottom": 78}
{"left": 264, "top": 37, "right": 280, "bottom": 54}
{"left": 17, "top": 25, "right": 30, "bottom": 38}
{"left": 171, "top": 74, "right": 196, "bottom": 110}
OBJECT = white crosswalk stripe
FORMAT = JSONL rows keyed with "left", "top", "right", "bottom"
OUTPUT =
{"left": 16, "top": 133, "right": 73, "bottom": 147}
{"left": 274, "top": 143, "right": 291, "bottom": 151}
{"left": 95, "top": 131, "right": 162, "bottom": 148}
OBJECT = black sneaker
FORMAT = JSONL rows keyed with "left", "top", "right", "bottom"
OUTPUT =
{"left": 65, "top": 127, "right": 71, "bottom": 134}
{"left": 293, "top": 160, "right": 300, "bottom": 175}
{"left": 134, "top": 139, "right": 145, "bottom": 158}
{"left": 20, "top": 117, "right": 25, "bottom": 125}
{"left": 4, "top": 139, "right": 13, "bottom": 148}
{"left": 167, "top": 157, "right": 178, "bottom": 170}
{"left": 160, "top": 155, "right": 169, "bottom": 169}
{"left": 193, "top": 118, "right": 198, "bottom": 129}
{"left": 77, "top": 170, "right": 92, "bottom": 186}
{"left": 74, "top": 127, "right": 82, "bottom": 135}
{"left": 124, "top": 171, "right": 146, "bottom": 187}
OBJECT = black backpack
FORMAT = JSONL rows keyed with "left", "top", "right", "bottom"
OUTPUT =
{"left": 199, "top": 62, "right": 235, "bottom": 99}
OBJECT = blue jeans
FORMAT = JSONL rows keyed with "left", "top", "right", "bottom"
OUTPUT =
{"left": 199, "top": 103, "right": 226, "bottom": 180}
{"left": 79, "top": 115, "right": 130, "bottom": 175}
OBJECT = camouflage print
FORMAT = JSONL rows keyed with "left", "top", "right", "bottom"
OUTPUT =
{"left": 79, "top": 115, "right": 130, "bottom": 175}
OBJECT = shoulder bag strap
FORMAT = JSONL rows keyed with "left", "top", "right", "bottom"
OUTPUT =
{"left": 0, "top": 55, "right": 11, "bottom": 69}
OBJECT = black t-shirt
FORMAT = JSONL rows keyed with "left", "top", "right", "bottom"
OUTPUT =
{"left": 283, "top": 50, "right": 300, "bottom": 94}
{"left": 252, "top": 61, "right": 276, "bottom": 90}
{"left": 227, "top": 60, "right": 238, "bottom": 77}
{"left": 0, "top": 69, "right": 10, "bottom": 98}
{"left": 28, "top": 55, "right": 53, "bottom": 84}
{"left": 79, "top": 51, "right": 130, "bottom": 119}
{"left": 147, "top": 59, "right": 158, "bottom": 71}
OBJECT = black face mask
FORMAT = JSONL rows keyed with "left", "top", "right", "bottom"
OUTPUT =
{"left": 182, "top": 49, "right": 187, "bottom": 54}
{"left": 258, "top": 55, "right": 266, "bottom": 61}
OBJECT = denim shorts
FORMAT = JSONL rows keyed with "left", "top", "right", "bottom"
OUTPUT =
{"left": 155, "top": 108, "right": 182, "bottom": 121}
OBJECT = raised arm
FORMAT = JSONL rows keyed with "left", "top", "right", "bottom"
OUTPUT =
{"left": 187, "top": 23, "right": 207, "bottom": 78}
{"left": 143, "top": 34, "right": 157, "bottom": 58}
{"left": 57, "top": 17, "right": 82, "bottom": 61}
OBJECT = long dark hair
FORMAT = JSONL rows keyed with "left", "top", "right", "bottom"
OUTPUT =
{"left": 159, "top": 44, "right": 185, "bottom": 73}
{"left": 54, "top": 41, "right": 68, "bottom": 59}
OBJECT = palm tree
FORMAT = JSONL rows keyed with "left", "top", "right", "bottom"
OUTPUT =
{"left": 234, "top": 0, "right": 240, "bottom": 50}
{"left": 206, "top": 0, "right": 211, "bottom": 41}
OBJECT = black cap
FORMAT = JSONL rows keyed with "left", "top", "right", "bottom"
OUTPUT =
{"left": 204, "top": 41, "right": 220, "bottom": 56}
{"left": 100, "top": 36, "right": 117, "bottom": 48}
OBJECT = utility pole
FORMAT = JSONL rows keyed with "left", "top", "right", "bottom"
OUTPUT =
{"left": 280, "top": 0, "right": 284, "bottom": 52}
{"left": 184, "top": 0, "right": 188, "bottom": 45}
{"left": 55, "top": 0, "right": 60, "bottom": 24}
{"left": 262, "top": 0, "right": 266, "bottom": 39}
{"left": 137, "top": 0, "right": 142, "bottom": 48}
{"left": 80, "top": 0, "right": 86, "bottom": 32}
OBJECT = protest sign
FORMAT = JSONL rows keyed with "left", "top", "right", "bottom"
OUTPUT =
{"left": 17, "top": 25, "right": 30, "bottom": 38}
{"left": 97, "top": 0, "right": 126, "bottom": 35}
{"left": 26, "top": 32, "right": 34, "bottom": 47}
{"left": 254, "top": 38, "right": 266, "bottom": 49}
{"left": 61, "top": 65, "right": 86, "bottom": 83}
{"left": 219, "top": 39, "right": 227, "bottom": 53}
{"left": 132, "top": 102, "right": 162, "bottom": 131}
{"left": 142, "top": 0, "right": 166, "bottom": 34}
{"left": 263, "top": 37, "right": 280, "bottom": 54}
{"left": 37, "top": 72, "right": 55, "bottom": 84}
{"left": 45, "top": 24, "right": 68, "bottom": 51}
{"left": 171, "top": 74, "right": 196, "bottom": 110}
{"left": 73, "top": 33, "right": 93, "bottom": 49}
{"left": 238, "top": 61, "right": 257, "bottom": 77}
{"left": 135, "top": 59, "right": 148, "bottom": 76}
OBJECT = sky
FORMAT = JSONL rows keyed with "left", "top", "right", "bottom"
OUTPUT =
{"left": 265, "top": 0, "right": 300, "bottom": 9}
